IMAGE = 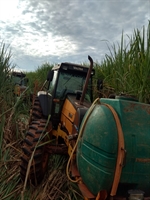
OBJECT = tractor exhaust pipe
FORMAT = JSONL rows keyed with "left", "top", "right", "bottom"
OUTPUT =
{"left": 80, "top": 55, "right": 93, "bottom": 105}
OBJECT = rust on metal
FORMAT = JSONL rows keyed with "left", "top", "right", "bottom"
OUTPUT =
{"left": 136, "top": 158, "right": 150, "bottom": 163}
{"left": 71, "top": 161, "right": 80, "bottom": 177}
{"left": 78, "top": 180, "right": 96, "bottom": 199}
{"left": 70, "top": 161, "right": 95, "bottom": 199}
{"left": 46, "top": 144, "right": 68, "bottom": 155}
{"left": 96, "top": 190, "right": 107, "bottom": 200}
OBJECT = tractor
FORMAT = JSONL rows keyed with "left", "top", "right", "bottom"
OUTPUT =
{"left": 20, "top": 56, "right": 150, "bottom": 200}
{"left": 12, "top": 71, "right": 28, "bottom": 97}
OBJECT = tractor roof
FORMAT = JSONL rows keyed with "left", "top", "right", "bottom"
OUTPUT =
{"left": 52, "top": 62, "right": 95, "bottom": 75}
{"left": 12, "top": 71, "right": 26, "bottom": 77}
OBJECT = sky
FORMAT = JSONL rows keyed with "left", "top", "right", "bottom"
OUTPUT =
{"left": 0, "top": 0, "right": 150, "bottom": 72}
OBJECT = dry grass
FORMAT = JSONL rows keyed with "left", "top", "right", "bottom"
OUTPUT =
{"left": 0, "top": 102, "right": 83, "bottom": 200}
{"left": 0, "top": 40, "right": 83, "bottom": 199}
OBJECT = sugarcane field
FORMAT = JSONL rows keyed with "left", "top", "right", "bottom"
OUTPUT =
{"left": 1, "top": 22, "right": 150, "bottom": 200}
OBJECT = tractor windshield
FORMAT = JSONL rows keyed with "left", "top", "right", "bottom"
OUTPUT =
{"left": 12, "top": 76, "right": 22, "bottom": 85}
{"left": 56, "top": 70, "right": 92, "bottom": 102}
{"left": 12, "top": 75, "right": 28, "bottom": 86}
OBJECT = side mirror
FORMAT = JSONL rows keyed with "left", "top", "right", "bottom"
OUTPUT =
{"left": 47, "top": 70, "right": 54, "bottom": 81}
{"left": 97, "top": 79, "right": 103, "bottom": 90}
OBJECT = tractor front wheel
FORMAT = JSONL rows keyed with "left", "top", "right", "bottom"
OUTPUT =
{"left": 20, "top": 119, "right": 49, "bottom": 185}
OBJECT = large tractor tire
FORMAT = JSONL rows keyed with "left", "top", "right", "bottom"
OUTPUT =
{"left": 30, "top": 96, "right": 43, "bottom": 123}
{"left": 20, "top": 119, "right": 49, "bottom": 185}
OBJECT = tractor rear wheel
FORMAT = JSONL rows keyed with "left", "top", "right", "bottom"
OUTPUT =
{"left": 20, "top": 119, "right": 49, "bottom": 185}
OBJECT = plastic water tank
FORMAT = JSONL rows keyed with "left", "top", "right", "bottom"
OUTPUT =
{"left": 77, "top": 97, "right": 150, "bottom": 196}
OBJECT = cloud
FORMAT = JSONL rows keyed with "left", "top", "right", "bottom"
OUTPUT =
{"left": 0, "top": 0, "right": 149, "bottom": 71}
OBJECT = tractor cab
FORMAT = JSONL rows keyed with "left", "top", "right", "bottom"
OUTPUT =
{"left": 37, "top": 59, "right": 95, "bottom": 128}
{"left": 12, "top": 71, "right": 28, "bottom": 86}
{"left": 12, "top": 71, "right": 28, "bottom": 96}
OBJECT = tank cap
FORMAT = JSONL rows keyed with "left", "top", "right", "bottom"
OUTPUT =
{"left": 116, "top": 95, "right": 138, "bottom": 102}
{"left": 128, "top": 190, "right": 145, "bottom": 195}
{"left": 128, "top": 190, "right": 145, "bottom": 200}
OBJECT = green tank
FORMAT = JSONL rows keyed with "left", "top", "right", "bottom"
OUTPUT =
{"left": 76, "top": 97, "right": 150, "bottom": 196}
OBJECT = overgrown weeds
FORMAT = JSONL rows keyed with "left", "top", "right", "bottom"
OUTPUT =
{"left": 96, "top": 21, "right": 150, "bottom": 103}
{"left": 0, "top": 41, "right": 83, "bottom": 199}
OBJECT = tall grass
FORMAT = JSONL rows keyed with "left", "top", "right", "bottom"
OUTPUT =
{"left": 96, "top": 22, "right": 150, "bottom": 103}
{"left": 0, "top": 43, "right": 83, "bottom": 199}
{"left": 0, "top": 42, "right": 15, "bottom": 110}
{"left": 0, "top": 42, "right": 30, "bottom": 200}
{"left": 26, "top": 63, "right": 53, "bottom": 95}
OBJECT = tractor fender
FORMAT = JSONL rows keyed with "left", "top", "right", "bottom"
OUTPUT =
{"left": 37, "top": 91, "right": 52, "bottom": 117}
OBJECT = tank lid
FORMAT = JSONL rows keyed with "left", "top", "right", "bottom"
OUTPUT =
{"left": 116, "top": 95, "right": 138, "bottom": 102}
{"left": 128, "top": 190, "right": 145, "bottom": 195}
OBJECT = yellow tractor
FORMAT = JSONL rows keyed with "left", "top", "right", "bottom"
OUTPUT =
{"left": 20, "top": 56, "right": 97, "bottom": 197}
{"left": 20, "top": 56, "right": 150, "bottom": 200}
{"left": 12, "top": 71, "right": 28, "bottom": 97}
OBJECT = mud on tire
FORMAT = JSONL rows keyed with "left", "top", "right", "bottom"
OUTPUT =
{"left": 20, "top": 119, "right": 49, "bottom": 185}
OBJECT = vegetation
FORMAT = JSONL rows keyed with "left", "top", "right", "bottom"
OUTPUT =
{"left": 0, "top": 42, "right": 83, "bottom": 200}
{"left": 95, "top": 22, "right": 150, "bottom": 103}
{"left": 0, "top": 22, "right": 150, "bottom": 199}
{"left": 26, "top": 63, "right": 53, "bottom": 95}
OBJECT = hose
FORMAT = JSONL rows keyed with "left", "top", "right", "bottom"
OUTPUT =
{"left": 66, "top": 98, "right": 100, "bottom": 183}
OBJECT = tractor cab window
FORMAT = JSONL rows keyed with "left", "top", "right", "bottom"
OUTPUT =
{"left": 55, "top": 71, "right": 92, "bottom": 102}
{"left": 21, "top": 77, "right": 28, "bottom": 86}
{"left": 12, "top": 76, "right": 22, "bottom": 85}
{"left": 49, "top": 70, "right": 58, "bottom": 95}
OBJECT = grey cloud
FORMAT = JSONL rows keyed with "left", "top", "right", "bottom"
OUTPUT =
{"left": 4, "top": 26, "right": 19, "bottom": 34}
{"left": 1, "top": 0, "right": 149, "bottom": 71}
{"left": 27, "top": 0, "right": 148, "bottom": 43}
